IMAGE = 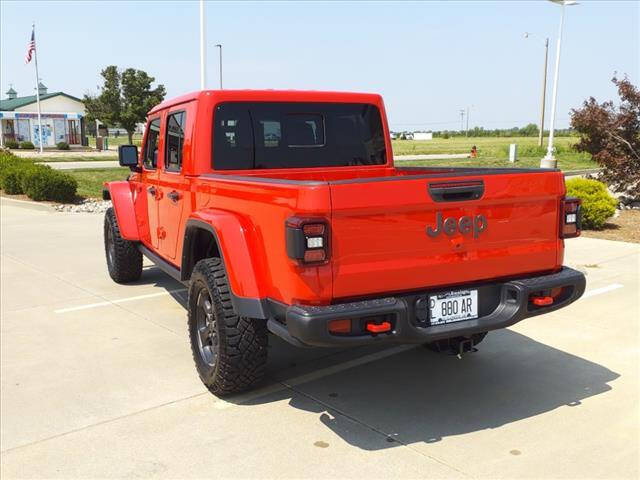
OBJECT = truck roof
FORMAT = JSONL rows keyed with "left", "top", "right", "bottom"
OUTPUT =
{"left": 148, "top": 90, "right": 384, "bottom": 115}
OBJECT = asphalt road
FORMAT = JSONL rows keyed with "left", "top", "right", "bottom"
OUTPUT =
{"left": 1, "top": 199, "right": 638, "bottom": 479}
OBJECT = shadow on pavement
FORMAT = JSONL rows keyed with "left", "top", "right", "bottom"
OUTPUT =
{"left": 248, "top": 330, "right": 619, "bottom": 450}
{"left": 142, "top": 266, "right": 619, "bottom": 450}
{"left": 135, "top": 266, "right": 187, "bottom": 308}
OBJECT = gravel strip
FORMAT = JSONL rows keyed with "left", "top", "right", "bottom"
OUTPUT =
{"left": 54, "top": 200, "right": 112, "bottom": 214}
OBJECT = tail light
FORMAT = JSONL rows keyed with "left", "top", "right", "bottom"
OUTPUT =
{"left": 285, "top": 216, "right": 330, "bottom": 265}
{"left": 561, "top": 197, "right": 582, "bottom": 238}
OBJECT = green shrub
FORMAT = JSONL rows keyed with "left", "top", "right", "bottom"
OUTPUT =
{"left": 19, "top": 141, "right": 35, "bottom": 150}
{"left": 45, "top": 172, "right": 77, "bottom": 202}
{"left": 0, "top": 151, "right": 32, "bottom": 190}
{"left": 1, "top": 167, "right": 25, "bottom": 194}
{"left": 566, "top": 178, "right": 618, "bottom": 230}
{"left": 0, "top": 151, "right": 77, "bottom": 202}
{"left": 57, "top": 141, "right": 70, "bottom": 150}
{"left": 5, "top": 140, "right": 19, "bottom": 149}
{"left": 21, "top": 166, "right": 77, "bottom": 202}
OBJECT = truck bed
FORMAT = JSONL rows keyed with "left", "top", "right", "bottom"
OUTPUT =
{"left": 201, "top": 165, "right": 557, "bottom": 184}
{"left": 195, "top": 166, "right": 566, "bottom": 304}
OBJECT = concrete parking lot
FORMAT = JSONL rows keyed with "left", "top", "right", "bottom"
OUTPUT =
{"left": 1, "top": 199, "right": 638, "bottom": 479}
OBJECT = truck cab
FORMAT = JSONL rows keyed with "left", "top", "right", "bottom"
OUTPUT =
{"left": 104, "top": 90, "right": 585, "bottom": 396}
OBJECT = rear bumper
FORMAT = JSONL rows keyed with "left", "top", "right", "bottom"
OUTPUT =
{"left": 267, "top": 267, "right": 586, "bottom": 348}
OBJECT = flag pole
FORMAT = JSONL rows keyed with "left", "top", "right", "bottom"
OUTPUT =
{"left": 32, "top": 22, "right": 43, "bottom": 154}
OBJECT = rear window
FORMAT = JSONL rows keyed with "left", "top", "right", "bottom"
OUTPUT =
{"left": 213, "top": 102, "right": 386, "bottom": 170}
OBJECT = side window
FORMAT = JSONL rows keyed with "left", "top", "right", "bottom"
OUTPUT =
{"left": 165, "top": 111, "right": 185, "bottom": 172}
{"left": 259, "top": 120, "right": 281, "bottom": 148}
{"left": 212, "top": 104, "right": 253, "bottom": 170}
{"left": 143, "top": 118, "right": 161, "bottom": 170}
{"left": 284, "top": 114, "right": 324, "bottom": 147}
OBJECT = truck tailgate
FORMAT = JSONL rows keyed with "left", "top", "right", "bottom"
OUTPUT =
{"left": 329, "top": 170, "right": 565, "bottom": 299}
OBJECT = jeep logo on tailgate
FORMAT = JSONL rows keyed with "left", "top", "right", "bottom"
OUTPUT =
{"left": 427, "top": 212, "right": 487, "bottom": 238}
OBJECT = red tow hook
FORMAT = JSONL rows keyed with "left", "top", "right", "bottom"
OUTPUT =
{"left": 366, "top": 321, "right": 392, "bottom": 333}
{"left": 531, "top": 296, "right": 554, "bottom": 306}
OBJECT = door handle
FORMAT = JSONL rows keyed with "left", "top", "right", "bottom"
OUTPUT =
{"left": 147, "top": 186, "right": 157, "bottom": 197}
{"left": 428, "top": 180, "right": 484, "bottom": 202}
{"left": 167, "top": 190, "right": 181, "bottom": 203}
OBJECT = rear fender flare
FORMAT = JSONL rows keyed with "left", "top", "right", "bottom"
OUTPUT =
{"left": 106, "top": 181, "right": 139, "bottom": 241}
{"left": 182, "top": 211, "right": 269, "bottom": 319}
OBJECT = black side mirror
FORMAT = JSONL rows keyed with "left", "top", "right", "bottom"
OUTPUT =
{"left": 118, "top": 145, "right": 140, "bottom": 171}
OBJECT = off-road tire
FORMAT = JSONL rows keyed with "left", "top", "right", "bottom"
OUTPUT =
{"left": 104, "top": 207, "right": 143, "bottom": 283}
{"left": 188, "top": 258, "right": 268, "bottom": 396}
{"left": 424, "top": 332, "right": 488, "bottom": 354}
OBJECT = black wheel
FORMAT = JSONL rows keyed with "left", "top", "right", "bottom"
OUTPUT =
{"left": 104, "top": 207, "right": 142, "bottom": 283}
{"left": 188, "top": 258, "right": 268, "bottom": 396}
{"left": 424, "top": 332, "right": 488, "bottom": 355}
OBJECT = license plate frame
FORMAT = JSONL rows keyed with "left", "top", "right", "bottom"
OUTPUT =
{"left": 429, "top": 289, "right": 479, "bottom": 325}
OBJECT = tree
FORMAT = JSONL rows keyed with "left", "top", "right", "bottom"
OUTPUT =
{"left": 519, "top": 123, "right": 539, "bottom": 137}
{"left": 83, "top": 66, "right": 166, "bottom": 143}
{"left": 571, "top": 76, "right": 640, "bottom": 197}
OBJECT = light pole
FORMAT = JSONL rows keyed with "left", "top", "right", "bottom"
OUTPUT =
{"left": 215, "top": 44, "right": 223, "bottom": 89}
{"left": 541, "top": 0, "right": 579, "bottom": 169}
{"left": 199, "top": 0, "right": 206, "bottom": 90}
{"left": 459, "top": 109, "right": 465, "bottom": 133}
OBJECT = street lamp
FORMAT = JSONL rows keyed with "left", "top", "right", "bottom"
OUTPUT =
{"left": 541, "top": 0, "right": 579, "bottom": 169}
{"left": 215, "top": 44, "right": 223, "bottom": 89}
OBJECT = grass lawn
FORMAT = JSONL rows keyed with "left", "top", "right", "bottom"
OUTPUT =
{"left": 33, "top": 156, "right": 117, "bottom": 162}
{"left": 399, "top": 154, "right": 596, "bottom": 171}
{"left": 392, "top": 136, "right": 579, "bottom": 157}
{"left": 392, "top": 136, "right": 596, "bottom": 171}
{"left": 88, "top": 134, "right": 143, "bottom": 148}
{"left": 67, "top": 167, "right": 130, "bottom": 199}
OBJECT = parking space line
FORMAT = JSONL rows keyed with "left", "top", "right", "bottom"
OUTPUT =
{"left": 582, "top": 283, "right": 624, "bottom": 299}
{"left": 54, "top": 289, "right": 187, "bottom": 314}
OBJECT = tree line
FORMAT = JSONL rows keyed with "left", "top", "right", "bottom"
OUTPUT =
{"left": 432, "top": 124, "right": 576, "bottom": 139}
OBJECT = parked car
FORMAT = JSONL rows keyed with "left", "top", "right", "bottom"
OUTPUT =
{"left": 104, "top": 90, "right": 585, "bottom": 395}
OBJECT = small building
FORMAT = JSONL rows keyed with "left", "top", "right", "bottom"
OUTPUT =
{"left": 413, "top": 131, "right": 433, "bottom": 141}
{"left": 0, "top": 83, "right": 86, "bottom": 147}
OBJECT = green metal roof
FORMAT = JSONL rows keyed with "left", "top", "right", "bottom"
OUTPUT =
{"left": 0, "top": 92, "right": 83, "bottom": 111}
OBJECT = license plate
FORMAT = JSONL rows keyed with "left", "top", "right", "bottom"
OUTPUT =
{"left": 429, "top": 290, "right": 478, "bottom": 325}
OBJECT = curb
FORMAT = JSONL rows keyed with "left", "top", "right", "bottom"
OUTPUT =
{"left": 0, "top": 196, "right": 55, "bottom": 212}
{"left": 563, "top": 168, "right": 602, "bottom": 177}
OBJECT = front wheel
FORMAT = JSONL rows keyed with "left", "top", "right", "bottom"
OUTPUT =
{"left": 104, "top": 207, "right": 142, "bottom": 283}
{"left": 187, "top": 258, "right": 268, "bottom": 396}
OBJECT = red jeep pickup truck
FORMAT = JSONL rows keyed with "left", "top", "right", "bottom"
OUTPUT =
{"left": 104, "top": 90, "right": 585, "bottom": 395}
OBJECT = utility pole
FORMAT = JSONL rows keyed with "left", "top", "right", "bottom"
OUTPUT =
{"left": 539, "top": 38, "right": 549, "bottom": 147}
{"left": 459, "top": 109, "right": 465, "bottom": 133}
{"left": 466, "top": 106, "right": 470, "bottom": 137}
{"left": 215, "top": 44, "right": 223, "bottom": 89}
{"left": 199, "top": 0, "right": 206, "bottom": 90}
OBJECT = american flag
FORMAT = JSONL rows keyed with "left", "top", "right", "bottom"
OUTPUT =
{"left": 25, "top": 29, "right": 35, "bottom": 64}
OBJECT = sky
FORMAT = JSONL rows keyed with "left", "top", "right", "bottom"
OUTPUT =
{"left": 1, "top": 1, "right": 638, "bottom": 131}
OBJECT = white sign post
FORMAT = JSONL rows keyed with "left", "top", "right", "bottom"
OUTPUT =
{"left": 509, "top": 144, "right": 518, "bottom": 163}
